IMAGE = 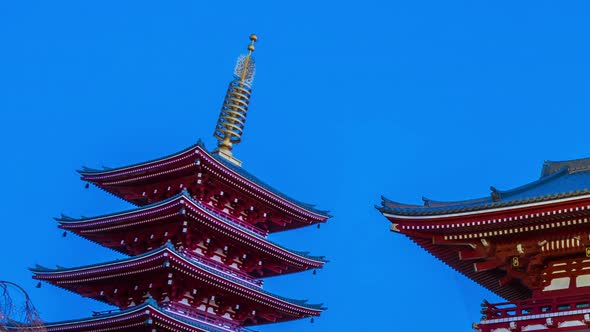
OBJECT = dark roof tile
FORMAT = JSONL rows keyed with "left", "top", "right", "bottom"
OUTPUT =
{"left": 380, "top": 158, "right": 590, "bottom": 216}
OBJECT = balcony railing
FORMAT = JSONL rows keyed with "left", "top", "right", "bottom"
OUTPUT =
{"left": 92, "top": 302, "right": 258, "bottom": 332}
{"left": 163, "top": 301, "right": 258, "bottom": 332}
{"left": 181, "top": 249, "right": 263, "bottom": 288}
{"left": 194, "top": 199, "right": 268, "bottom": 238}
{"left": 481, "top": 294, "right": 590, "bottom": 320}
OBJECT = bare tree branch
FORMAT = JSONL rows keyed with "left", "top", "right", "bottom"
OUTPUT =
{"left": 0, "top": 281, "right": 46, "bottom": 331}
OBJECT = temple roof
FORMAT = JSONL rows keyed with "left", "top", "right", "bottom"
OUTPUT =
{"left": 57, "top": 190, "right": 327, "bottom": 265}
{"left": 78, "top": 141, "right": 203, "bottom": 175}
{"left": 78, "top": 140, "right": 330, "bottom": 218}
{"left": 379, "top": 158, "right": 590, "bottom": 217}
{"left": 32, "top": 243, "right": 325, "bottom": 311}
{"left": 7, "top": 299, "right": 241, "bottom": 332}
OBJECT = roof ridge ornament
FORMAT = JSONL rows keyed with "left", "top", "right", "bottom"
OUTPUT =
{"left": 213, "top": 34, "right": 258, "bottom": 167}
{"left": 541, "top": 157, "right": 590, "bottom": 178}
{"left": 490, "top": 186, "right": 501, "bottom": 202}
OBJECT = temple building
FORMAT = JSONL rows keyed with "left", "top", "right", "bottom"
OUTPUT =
{"left": 378, "top": 158, "right": 590, "bottom": 331}
{"left": 17, "top": 35, "right": 329, "bottom": 331}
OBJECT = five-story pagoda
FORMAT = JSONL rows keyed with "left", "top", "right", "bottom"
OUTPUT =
{"left": 21, "top": 35, "right": 329, "bottom": 332}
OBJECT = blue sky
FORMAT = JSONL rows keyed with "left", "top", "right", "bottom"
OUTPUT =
{"left": 2, "top": 1, "right": 590, "bottom": 331}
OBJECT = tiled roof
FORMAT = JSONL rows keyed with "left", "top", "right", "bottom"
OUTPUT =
{"left": 78, "top": 140, "right": 330, "bottom": 217}
{"left": 32, "top": 243, "right": 325, "bottom": 311}
{"left": 210, "top": 150, "right": 330, "bottom": 217}
{"left": 379, "top": 158, "right": 590, "bottom": 216}
{"left": 6, "top": 298, "right": 237, "bottom": 332}
{"left": 56, "top": 190, "right": 327, "bottom": 263}
{"left": 78, "top": 140, "right": 205, "bottom": 174}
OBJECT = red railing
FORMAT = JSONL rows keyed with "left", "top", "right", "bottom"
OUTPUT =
{"left": 181, "top": 249, "right": 263, "bottom": 287}
{"left": 93, "top": 302, "right": 258, "bottom": 332}
{"left": 197, "top": 200, "right": 268, "bottom": 238}
{"left": 163, "top": 302, "right": 258, "bottom": 332}
{"left": 482, "top": 294, "right": 590, "bottom": 320}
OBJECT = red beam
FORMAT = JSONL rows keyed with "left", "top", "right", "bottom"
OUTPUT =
{"left": 259, "top": 312, "right": 278, "bottom": 322}
{"left": 268, "top": 218, "right": 287, "bottom": 227}
{"left": 474, "top": 260, "right": 504, "bottom": 272}
{"left": 459, "top": 249, "right": 487, "bottom": 261}
{"left": 266, "top": 265, "right": 285, "bottom": 274}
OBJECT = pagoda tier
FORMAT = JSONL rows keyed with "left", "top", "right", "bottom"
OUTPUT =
{"left": 378, "top": 158, "right": 590, "bottom": 331}
{"left": 32, "top": 243, "right": 324, "bottom": 326}
{"left": 7, "top": 299, "right": 259, "bottom": 332}
{"left": 57, "top": 191, "right": 326, "bottom": 277}
{"left": 79, "top": 141, "right": 329, "bottom": 233}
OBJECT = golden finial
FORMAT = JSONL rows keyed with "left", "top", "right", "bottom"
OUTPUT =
{"left": 213, "top": 34, "right": 258, "bottom": 166}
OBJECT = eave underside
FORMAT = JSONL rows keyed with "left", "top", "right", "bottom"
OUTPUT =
{"left": 79, "top": 143, "right": 329, "bottom": 225}
{"left": 31, "top": 247, "right": 324, "bottom": 322}
{"left": 7, "top": 304, "right": 234, "bottom": 332}
{"left": 386, "top": 199, "right": 590, "bottom": 300}
{"left": 58, "top": 193, "right": 326, "bottom": 276}
{"left": 410, "top": 236, "right": 532, "bottom": 301}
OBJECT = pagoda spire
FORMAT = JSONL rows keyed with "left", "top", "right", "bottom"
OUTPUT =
{"left": 213, "top": 34, "right": 258, "bottom": 166}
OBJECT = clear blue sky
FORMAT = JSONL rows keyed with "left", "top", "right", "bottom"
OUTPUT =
{"left": 2, "top": 1, "right": 590, "bottom": 331}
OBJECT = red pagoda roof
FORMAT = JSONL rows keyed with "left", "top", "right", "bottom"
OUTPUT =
{"left": 7, "top": 299, "right": 252, "bottom": 332}
{"left": 78, "top": 141, "right": 329, "bottom": 233}
{"left": 32, "top": 244, "right": 324, "bottom": 324}
{"left": 57, "top": 190, "right": 326, "bottom": 276}
{"left": 378, "top": 158, "right": 590, "bottom": 301}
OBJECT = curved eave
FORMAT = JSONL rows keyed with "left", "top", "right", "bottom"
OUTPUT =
{"left": 198, "top": 145, "right": 329, "bottom": 220}
{"left": 208, "top": 151, "right": 331, "bottom": 219}
{"left": 381, "top": 196, "right": 590, "bottom": 300}
{"left": 78, "top": 141, "right": 205, "bottom": 176}
{"left": 57, "top": 190, "right": 188, "bottom": 224}
{"left": 78, "top": 141, "right": 329, "bottom": 221}
{"left": 8, "top": 301, "right": 234, "bottom": 332}
{"left": 32, "top": 244, "right": 325, "bottom": 313}
{"left": 378, "top": 166, "right": 590, "bottom": 217}
{"left": 31, "top": 242, "right": 176, "bottom": 275}
{"left": 57, "top": 191, "right": 327, "bottom": 267}
{"left": 379, "top": 192, "right": 590, "bottom": 220}
{"left": 407, "top": 235, "right": 531, "bottom": 301}
{"left": 9, "top": 302, "right": 153, "bottom": 331}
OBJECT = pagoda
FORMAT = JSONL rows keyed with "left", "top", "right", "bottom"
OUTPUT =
{"left": 20, "top": 35, "right": 329, "bottom": 332}
{"left": 378, "top": 158, "right": 590, "bottom": 331}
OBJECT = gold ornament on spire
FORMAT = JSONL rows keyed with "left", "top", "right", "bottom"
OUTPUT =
{"left": 213, "top": 34, "right": 258, "bottom": 166}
